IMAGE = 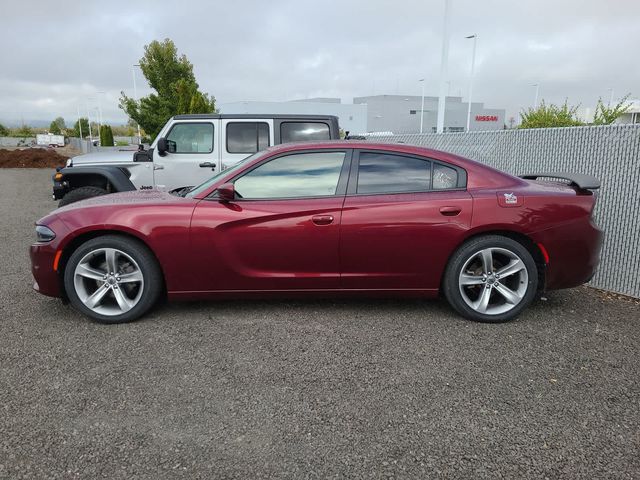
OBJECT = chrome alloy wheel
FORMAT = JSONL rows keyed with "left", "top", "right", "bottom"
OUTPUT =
{"left": 458, "top": 247, "right": 529, "bottom": 316}
{"left": 73, "top": 248, "right": 144, "bottom": 316}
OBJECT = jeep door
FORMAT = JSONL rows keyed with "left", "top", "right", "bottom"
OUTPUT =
{"left": 152, "top": 120, "right": 220, "bottom": 191}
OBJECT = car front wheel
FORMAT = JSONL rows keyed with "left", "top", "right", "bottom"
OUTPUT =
{"left": 443, "top": 235, "right": 538, "bottom": 323}
{"left": 63, "top": 235, "right": 163, "bottom": 324}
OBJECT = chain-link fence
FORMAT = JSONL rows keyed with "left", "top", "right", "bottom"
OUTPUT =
{"left": 366, "top": 125, "right": 640, "bottom": 298}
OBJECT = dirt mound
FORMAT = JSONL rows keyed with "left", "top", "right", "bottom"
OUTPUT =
{"left": 0, "top": 148, "right": 69, "bottom": 169}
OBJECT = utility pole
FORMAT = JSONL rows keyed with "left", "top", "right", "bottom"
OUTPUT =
{"left": 465, "top": 34, "right": 477, "bottom": 132}
{"left": 436, "top": 0, "right": 451, "bottom": 134}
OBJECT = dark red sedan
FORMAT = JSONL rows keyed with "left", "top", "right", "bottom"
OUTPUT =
{"left": 30, "top": 141, "right": 602, "bottom": 324}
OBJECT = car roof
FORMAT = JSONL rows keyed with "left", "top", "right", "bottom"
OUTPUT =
{"left": 172, "top": 114, "right": 339, "bottom": 121}
{"left": 265, "top": 140, "right": 459, "bottom": 162}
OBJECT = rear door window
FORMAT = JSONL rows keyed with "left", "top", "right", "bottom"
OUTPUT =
{"left": 226, "top": 122, "right": 270, "bottom": 154}
{"left": 357, "top": 152, "right": 431, "bottom": 194}
{"left": 281, "top": 122, "right": 330, "bottom": 143}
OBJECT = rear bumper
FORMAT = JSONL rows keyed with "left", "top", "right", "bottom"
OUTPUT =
{"left": 530, "top": 218, "right": 603, "bottom": 290}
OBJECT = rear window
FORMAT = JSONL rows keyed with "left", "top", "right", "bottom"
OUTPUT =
{"left": 281, "top": 122, "right": 330, "bottom": 143}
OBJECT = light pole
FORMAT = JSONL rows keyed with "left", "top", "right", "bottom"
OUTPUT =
{"left": 419, "top": 78, "right": 425, "bottom": 134}
{"left": 607, "top": 87, "right": 614, "bottom": 106}
{"left": 96, "top": 91, "right": 105, "bottom": 132}
{"left": 532, "top": 84, "right": 540, "bottom": 108}
{"left": 132, "top": 64, "right": 142, "bottom": 144}
{"left": 85, "top": 103, "right": 93, "bottom": 145}
{"left": 436, "top": 0, "right": 450, "bottom": 134}
{"left": 465, "top": 34, "right": 477, "bottom": 132}
{"left": 76, "top": 106, "right": 83, "bottom": 140}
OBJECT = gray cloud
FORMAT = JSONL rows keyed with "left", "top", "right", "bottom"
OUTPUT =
{"left": 1, "top": 0, "right": 638, "bottom": 125}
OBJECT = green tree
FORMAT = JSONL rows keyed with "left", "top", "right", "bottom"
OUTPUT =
{"left": 592, "top": 94, "right": 631, "bottom": 125}
{"left": 119, "top": 38, "right": 216, "bottom": 140}
{"left": 52, "top": 117, "right": 66, "bottom": 134}
{"left": 49, "top": 120, "right": 62, "bottom": 135}
{"left": 16, "top": 124, "right": 33, "bottom": 137}
{"left": 519, "top": 100, "right": 584, "bottom": 129}
{"left": 100, "top": 125, "right": 115, "bottom": 146}
{"left": 0, "top": 123, "right": 8, "bottom": 136}
{"left": 72, "top": 118, "right": 90, "bottom": 138}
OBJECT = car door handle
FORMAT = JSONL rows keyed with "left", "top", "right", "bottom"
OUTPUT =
{"left": 199, "top": 162, "right": 216, "bottom": 169}
{"left": 439, "top": 206, "right": 461, "bottom": 216}
{"left": 153, "top": 164, "right": 164, "bottom": 170}
{"left": 312, "top": 215, "right": 334, "bottom": 226}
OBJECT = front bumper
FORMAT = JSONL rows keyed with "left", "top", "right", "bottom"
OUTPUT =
{"left": 29, "top": 215, "right": 70, "bottom": 298}
{"left": 52, "top": 179, "right": 67, "bottom": 200}
{"left": 30, "top": 243, "right": 62, "bottom": 297}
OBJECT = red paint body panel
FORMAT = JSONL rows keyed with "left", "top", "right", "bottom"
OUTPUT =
{"left": 30, "top": 142, "right": 603, "bottom": 302}
{"left": 189, "top": 197, "right": 343, "bottom": 291}
{"left": 340, "top": 190, "right": 472, "bottom": 290}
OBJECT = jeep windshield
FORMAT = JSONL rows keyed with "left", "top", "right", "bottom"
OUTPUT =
{"left": 184, "top": 151, "right": 268, "bottom": 198}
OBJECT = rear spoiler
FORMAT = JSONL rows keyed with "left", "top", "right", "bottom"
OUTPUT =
{"left": 519, "top": 172, "right": 600, "bottom": 190}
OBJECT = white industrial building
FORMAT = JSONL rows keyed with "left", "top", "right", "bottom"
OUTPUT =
{"left": 219, "top": 95, "right": 506, "bottom": 134}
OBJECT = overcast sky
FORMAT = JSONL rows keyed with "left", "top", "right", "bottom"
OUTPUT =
{"left": 1, "top": 0, "right": 638, "bottom": 126}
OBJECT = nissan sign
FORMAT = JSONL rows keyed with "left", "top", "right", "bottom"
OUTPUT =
{"left": 475, "top": 115, "right": 498, "bottom": 122}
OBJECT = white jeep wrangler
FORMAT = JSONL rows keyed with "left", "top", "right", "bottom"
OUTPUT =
{"left": 53, "top": 114, "right": 340, "bottom": 206}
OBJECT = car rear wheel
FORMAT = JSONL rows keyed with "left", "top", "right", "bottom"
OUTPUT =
{"left": 63, "top": 235, "right": 162, "bottom": 324}
{"left": 58, "top": 186, "right": 107, "bottom": 207}
{"left": 443, "top": 235, "right": 538, "bottom": 323}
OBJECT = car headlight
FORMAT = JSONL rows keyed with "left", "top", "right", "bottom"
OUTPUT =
{"left": 35, "top": 225, "right": 56, "bottom": 243}
{"left": 66, "top": 158, "right": 73, "bottom": 167}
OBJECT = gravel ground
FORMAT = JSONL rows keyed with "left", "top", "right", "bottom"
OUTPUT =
{"left": 1, "top": 169, "right": 639, "bottom": 479}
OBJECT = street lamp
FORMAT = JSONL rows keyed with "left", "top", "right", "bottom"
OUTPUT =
{"left": 132, "top": 64, "right": 142, "bottom": 144}
{"left": 607, "top": 87, "right": 614, "bottom": 106}
{"left": 465, "top": 34, "right": 477, "bottom": 132}
{"left": 436, "top": 0, "right": 450, "bottom": 134}
{"left": 532, "top": 83, "right": 540, "bottom": 108}
{"left": 85, "top": 102, "right": 93, "bottom": 145}
{"left": 96, "top": 91, "right": 105, "bottom": 132}
{"left": 419, "top": 78, "right": 426, "bottom": 134}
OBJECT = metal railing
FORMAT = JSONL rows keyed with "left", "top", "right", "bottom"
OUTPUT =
{"left": 366, "top": 125, "right": 640, "bottom": 298}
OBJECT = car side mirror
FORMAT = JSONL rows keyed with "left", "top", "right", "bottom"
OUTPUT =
{"left": 217, "top": 183, "right": 235, "bottom": 202}
{"left": 157, "top": 137, "right": 168, "bottom": 156}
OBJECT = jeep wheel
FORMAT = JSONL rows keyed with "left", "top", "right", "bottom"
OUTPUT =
{"left": 58, "top": 186, "right": 107, "bottom": 207}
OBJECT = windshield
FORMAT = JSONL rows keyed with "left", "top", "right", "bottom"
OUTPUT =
{"left": 185, "top": 151, "right": 269, "bottom": 198}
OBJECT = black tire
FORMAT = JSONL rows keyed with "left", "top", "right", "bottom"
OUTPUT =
{"left": 443, "top": 235, "right": 538, "bottom": 323}
{"left": 58, "top": 186, "right": 107, "bottom": 207}
{"left": 63, "top": 235, "right": 163, "bottom": 324}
